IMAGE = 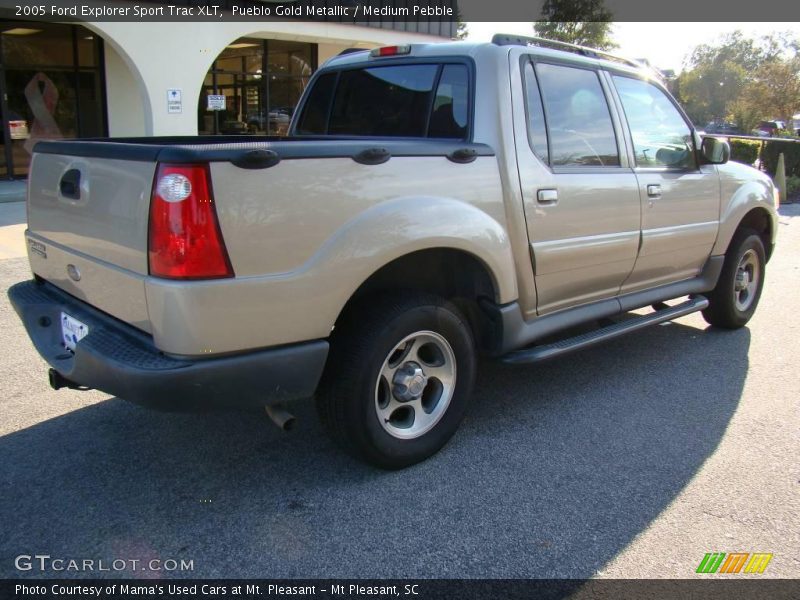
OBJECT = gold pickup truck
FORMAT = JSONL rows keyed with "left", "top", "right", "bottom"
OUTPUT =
{"left": 9, "top": 37, "right": 778, "bottom": 468}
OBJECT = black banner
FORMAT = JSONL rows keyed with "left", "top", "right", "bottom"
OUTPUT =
{"left": 0, "top": 0, "right": 799, "bottom": 22}
{"left": 4, "top": 579, "right": 800, "bottom": 600}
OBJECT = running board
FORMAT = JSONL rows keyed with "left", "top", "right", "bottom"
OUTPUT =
{"left": 501, "top": 296, "right": 709, "bottom": 365}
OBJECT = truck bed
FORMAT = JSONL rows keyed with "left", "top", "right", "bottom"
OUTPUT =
{"left": 25, "top": 136, "right": 501, "bottom": 355}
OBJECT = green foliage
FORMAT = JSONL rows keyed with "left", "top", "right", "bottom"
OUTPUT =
{"left": 728, "top": 139, "right": 761, "bottom": 166}
{"left": 454, "top": 10, "right": 468, "bottom": 40}
{"left": 673, "top": 31, "right": 800, "bottom": 128}
{"left": 786, "top": 175, "right": 800, "bottom": 197}
{"left": 761, "top": 140, "right": 800, "bottom": 178}
{"left": 534, "top": 0, "right": 616, "bottom": 50}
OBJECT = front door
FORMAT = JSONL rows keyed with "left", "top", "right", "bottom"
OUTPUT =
{"left": 514, "top": 56, "right": 641, "bottom": 315}
{"left": 609, "top": 74, "right": 720, "bottom": 292}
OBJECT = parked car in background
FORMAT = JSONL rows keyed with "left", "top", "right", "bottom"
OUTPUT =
{"left": 704, "top": 121, "right": 742, "bottom": 135}
{"left": 753, "top": 120, "right": 786, "bottom": 136}
{"left": 247, "top": 107, "right": 294, "bottom": 135}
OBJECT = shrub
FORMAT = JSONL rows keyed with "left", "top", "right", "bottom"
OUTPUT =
{"left": 761, "top": 139, "right": 800, "bottom": 178}
{"left": 728, "top": 139, "right": 761, "bottom": 166}
{"left": 787, "top": 175, "right": 800, "bottom": 197}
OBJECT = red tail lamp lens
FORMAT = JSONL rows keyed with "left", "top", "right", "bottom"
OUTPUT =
{"left": 148, "top": 164, "right": 233, "bottom": 279}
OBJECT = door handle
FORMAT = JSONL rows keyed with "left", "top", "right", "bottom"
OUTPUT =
{"left": 60, "top": 169, "right": 81, "bottom": 200}
{"left": 647, "top": 184, "right": 662, "bottom": 198}
{"left": 537, "top": 189, "right": 558, "bottom": 204}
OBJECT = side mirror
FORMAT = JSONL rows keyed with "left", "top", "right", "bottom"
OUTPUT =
{"left": 700, "top": 137, "right": 730, "bottom": 165}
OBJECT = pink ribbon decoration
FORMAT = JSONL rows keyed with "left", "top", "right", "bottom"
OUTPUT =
{"left": 24, "top": 72, "right": 63, "bottom": 154}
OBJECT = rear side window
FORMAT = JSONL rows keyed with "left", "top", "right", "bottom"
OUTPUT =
{"left": 536, "top": 63, "right": 620, "bottom": 167}
{"left": 294, "top": 72, "right": 337, "bottom": 135}
{"left": 522, "top": 61, "right": 549, "bottom": 164}
{"left": 295, "top": 63, "right": 470, "bottom": 139}
{"left": 428, "top": 64, "right": 469, "bottom": 139}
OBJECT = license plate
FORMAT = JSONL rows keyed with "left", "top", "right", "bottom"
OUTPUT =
{"left": 61, "top": 312, "right": 89, "bottom": 351}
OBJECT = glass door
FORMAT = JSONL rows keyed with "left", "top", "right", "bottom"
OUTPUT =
{"left": 199, "top": 38, "right": 315, "bottom": 137}
{"left": 0, "top": 21, "right": 106, "bottom": 179}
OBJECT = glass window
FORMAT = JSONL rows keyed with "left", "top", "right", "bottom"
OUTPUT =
{"left": 428, "top": 64, "right": 468, "bottom": 139}
{"left": 522, "top": 61, "right": 548, "bottom": 164}
{"left": 1, "top": 22, "right": 75, "bottom": 68}
{"left": 295, "top": 72, "right": 336, "bottom": 135}
{"left": 1, "top": 22, "right": 105, "bottom": 177}
{"left": 297, "top": 63, "right": 471, "bottom": 139}
{"left": 328, "top": 65, "right": 438, "bottom": 137}
{"left": 198, "top": 38, "right": 315, "bottom": 136}
{"left": 268, "top": 40, "right": 313, "bottom": 78}
{"left": 613, "top": 76, "right": 694, "bottom": 169}
{"left": 536, "top": 63, "right": 620, "bottom": 167}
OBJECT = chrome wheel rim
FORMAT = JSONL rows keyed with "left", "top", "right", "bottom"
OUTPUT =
{"left": 374, "top": 330, "right": 456, "bottom": 440}
{"left": 734, "top": 249, "right": 760, "bottom": 312}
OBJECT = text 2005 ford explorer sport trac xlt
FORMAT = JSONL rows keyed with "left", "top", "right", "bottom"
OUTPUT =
{"left": 9, "top": 37, "right": 778, "bottom": 468}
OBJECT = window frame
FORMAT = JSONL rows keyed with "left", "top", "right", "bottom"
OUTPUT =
{"left": 608, "top": 71, "right": 701, "bottom": 173}
{"left": 522, "top": 56, "right": 628, "bottom": 173}
{"left": 291, "top": 56, "right": 475, "bottom": 141}
{"left": 519, "top": 56, "right": 550, "bottom": 166}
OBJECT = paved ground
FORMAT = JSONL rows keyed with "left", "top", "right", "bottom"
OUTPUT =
{"left": 0, "top": 201, "right": 797, "bottom": 579}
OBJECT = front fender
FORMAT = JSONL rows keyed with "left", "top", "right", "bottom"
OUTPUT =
{"left": 712, "top": 163, "right": 778, "bottom": 256}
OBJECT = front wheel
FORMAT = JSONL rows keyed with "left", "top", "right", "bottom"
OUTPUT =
{"left": 316, "top": 292, "right": 476, "bottom": 469}
{"left": 702, "top": 229, "right": 766, "bottom": 329}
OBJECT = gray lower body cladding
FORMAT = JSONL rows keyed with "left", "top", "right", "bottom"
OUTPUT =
{"left": 8, "top": 279, "right": 328, "bottom": 410}
{"left": 486, "top": 255, "right": 725, "bottom": 355}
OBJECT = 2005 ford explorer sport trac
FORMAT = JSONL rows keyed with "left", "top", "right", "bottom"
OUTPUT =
{"left": 9, "top": 36, "right": 778, "bottom": 468}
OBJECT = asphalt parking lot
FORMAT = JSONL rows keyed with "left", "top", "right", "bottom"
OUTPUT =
{"left": 0, "top": 201, "right": 798, "bottom": 579}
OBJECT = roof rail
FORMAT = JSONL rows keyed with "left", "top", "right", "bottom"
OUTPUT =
{"left": 491, "top": 33, "right": 642, "bottom": 70}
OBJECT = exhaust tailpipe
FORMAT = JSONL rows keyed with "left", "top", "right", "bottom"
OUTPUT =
{"left": 48, "top": 368, "right": 88, "bottom": 391}
{"left": 265, "top": 403, "right": 296, "bottom": 432}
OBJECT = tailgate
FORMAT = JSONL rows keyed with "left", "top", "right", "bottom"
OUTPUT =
{"left": 26, "top": 150, "right": 156, "bottom": 333}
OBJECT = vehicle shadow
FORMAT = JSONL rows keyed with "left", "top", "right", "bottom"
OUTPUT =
{"left": 0, "top": 318, "right": 749, "bottom": 579}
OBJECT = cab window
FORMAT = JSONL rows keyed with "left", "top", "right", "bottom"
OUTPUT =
{"left": 535, "top": 63, "right": 621, "bottom": 167}
{"left": 295, "top": 63, "right": 470, "bottom": 139}
{"left": 613, "top": 75, "right": 695, "bottom": 169}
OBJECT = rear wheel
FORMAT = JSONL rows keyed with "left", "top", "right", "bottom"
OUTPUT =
{"left": 316, "top": 292, "right": 476, "bottom": 469}
{"left": 702, "top": 229, "right": 766, "bottom": 329}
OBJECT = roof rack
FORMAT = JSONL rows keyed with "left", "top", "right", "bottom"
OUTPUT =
{"left": 337, "top": 48, "right": 369, "bottom": 57}
{"left": 491, "top": 33, "right": 643, "bottom": 70}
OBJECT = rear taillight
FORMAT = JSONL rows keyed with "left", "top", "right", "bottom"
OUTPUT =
{"left": 148, "top": 163, "right": 233, "bottom": 279}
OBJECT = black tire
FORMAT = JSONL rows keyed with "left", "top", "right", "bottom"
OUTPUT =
{"left": 316, "top": 292, "right": 476, "bottom": 469}
{"left": 702, "top": 229, "right": 766, "bottom": 329}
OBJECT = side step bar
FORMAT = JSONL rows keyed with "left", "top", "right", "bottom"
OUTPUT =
{"left": 501, "top": 296, "right": 709, "bottom": 365}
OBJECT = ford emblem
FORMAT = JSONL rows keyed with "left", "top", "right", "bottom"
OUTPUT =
{"left": 66, "top": 264, "right": 81, "bottom": 282}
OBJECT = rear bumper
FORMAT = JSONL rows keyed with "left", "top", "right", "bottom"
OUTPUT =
{"left": 8, "top": 279, "right": 329, "bottom": 410}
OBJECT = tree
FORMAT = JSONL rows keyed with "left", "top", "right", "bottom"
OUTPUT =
{"left": 736, "top": 57, "right": 800, "bottom": 129}
{"left": 455, "top": 20, "right": 468, "bottom": 41}
{"left": 674, "top": 31, "right": 800, "bottom": 129}
{"left": 534, "top": 0, "right": 616, "bottom": 50}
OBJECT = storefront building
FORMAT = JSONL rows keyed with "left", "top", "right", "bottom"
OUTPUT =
{"left": 0, "top": 16, "right": 453, "bottom": 179}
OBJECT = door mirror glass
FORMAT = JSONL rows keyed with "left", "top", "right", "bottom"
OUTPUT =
{"left": 700, "top": 137, "right": 730, "bottom": 165}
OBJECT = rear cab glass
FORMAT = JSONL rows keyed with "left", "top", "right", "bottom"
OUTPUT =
{"left": 294, "top": 61, "right": 471, "bottom": 139}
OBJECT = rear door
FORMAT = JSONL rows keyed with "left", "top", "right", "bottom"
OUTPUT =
{"left": 608, "top": 74, "right": 719, "bottom": 292}
{"left": 513, "top": 54, "right": 641, "bottom": 315}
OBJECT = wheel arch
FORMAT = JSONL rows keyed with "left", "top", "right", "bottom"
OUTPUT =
{"left": 333, "top": 247, "right": 504, "bottom": 353}
{"left": 734, "top": 207, "right": 775, "bottom": 261}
